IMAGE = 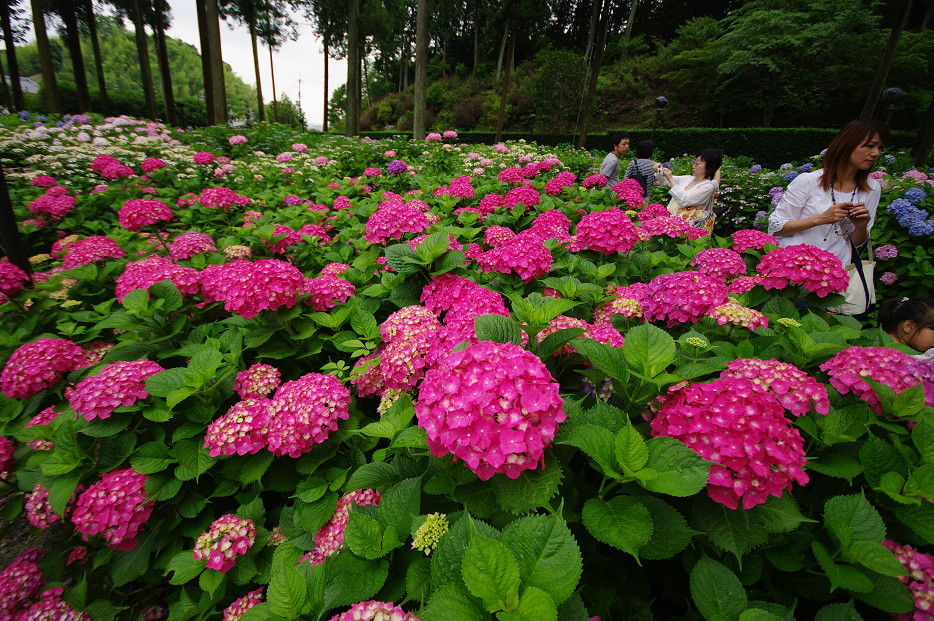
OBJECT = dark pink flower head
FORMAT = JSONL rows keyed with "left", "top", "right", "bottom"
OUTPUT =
{"left": 650, "top": 378, "right": 809, "bottom": 510}
{"left": 222, "top": 587, "right": 264, "bottom": 621}
{"left": 300, "top": 489, "right": 380, "bottom": 565}
{"left": 20, "top": 585, "right": 88, "bottom": 620}
{"left": 484, "top": 225, "right": 515, "bottom": 247}
{"left": 544, "top": 171, "right": 577, "bottom": 195}
{"left": 141, "top": 158, "right": 167, "bottom": 174}
{"left": 62, "top": 236, "right": 126, "bottom": 269}
{"left": 71, "top": 468, "right": 155, "bottom": 550}
{"left": 638, "top": 215, "right": 690, "bottom": 238}
{"left": 350, "top": 350, "right": 384, "bottom": 398}
{"left": 642, "top": 271, "right": 728, "bottom": 328}
{"left": 119, "top": 198, "right": 173, "bottom": 231}
{"left": 28, "top": 193, "right": 76, "bottom": 221}
{"left": 690, "top": 248, "right": 747, "bottom": 280}
{"left": 169, "top": 232, "right": 216, "bottom": 261}
{"left": 200, "top": 186, "right": 243, "bottom": 211}
{"left": 115, "top": 256, "right": 201, "bottom": 303}
{"left": 530, "top": 209, "right": 572, "bottom": 243}
{"left": 193, "top": 515, "right": 256, "bottom": 573}
{"left": 31, "top": 175, "right": 57, "bottom": 187}
{"left": 478, "top": 193, "right": 505, "bottom": 216}
{"left": 193, "top": 151, "right": 216, "bottom": 165}
{"left": 504, "top": 186, "right": 540, "bottom": 212}
{"left": 381, "top": 305, "right": 440, "bottom": 346}
{"left": 0, "top": 260, "right": 29, "bottom": 300}
{"left": 592, "top": 284, "right": 647, "bottom": 326}
{"left": 726, "top": 275, "right": 766, "bottom": 294}
{"left": 204, "top": 398, "right": 272, "bottom": 457}
{"left": 907, "top": 357, "right": 934, "bottom": 408}
{"left": 732, "top": 229, "right": 779, "bottom": 253}
{"left": 416, "top": 341, "right": 565, "bottom": 481}
{"left": 576, "top": 208, "right": 640, "bottom": 254}
{"left": 820, "top": 346, "right": 921, "bottom": 414}
{"left": 613, "top": 179, "right": 646, "bottom": 209}
{"left": 420, "top": 274, "right": 508, "bottom": 321}
{"left": 101, "top": 162, "right": 135, "bottom": 180}
{"left": 0, "top": 436, "right": 13, "bottom": 481}
{"left": 639, "top": 203, "right": 670, "bottom": 219}
{"left": 498, "top": 167, "right": 523, "bottom": 184}
{"left": 67, "top": 359, "right": 164, "bottom": 421}
{"left": 721, "top": 358, "right": 829, "bottom": 416}
{"left": 25, "top": 483, "right": 63, "bottom": 530}
{"left": 327, "top": 602, "right": 420, "bottom": 621}
{"left": 267, "top": 224, "right": 302, "bottom": 254}
{"left": 537, "top": 315, "right": 591, "bottom": 355}
{"left": 0, "top": 548, "right": 46, "bottom": 619}
{"left": 201, "top": 259, "right": 305, "bottom": 319}
{"left": 449, "top": 176, "right": 475, "bottom": 198}
{"left": 756, "top": 244, "right": 849, "bottom": 297}
{"left": 583, "top": 173, "right": 608, "bottom": 189}
{"left": 301, "top": 275, "right": 356, "bottom": 311}
{"left": 266, "top": 373, "right": 350, "bottom": 457}
{"left": 1, "top": 337, "right": 86, "bottom": 399}
{"left": 234, "top": 363, "right": 282, "bottom": 399}
{"left": 24, "top": 406, "right": 61, "bottom": 451}
{"left": 91, "top": 154, "right": 118, "bottom": 172}
{"left": 365, "top": 200, "right": 430, "bottom": 245}
{"left": 476, "top": 230, "right": 553, "bottom": 282}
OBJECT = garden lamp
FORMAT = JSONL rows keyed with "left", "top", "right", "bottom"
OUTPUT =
{"left": 882, "top": 87, "right": 905, "bottom": 127}
{"left": 651, "top": 96, "right": 668, "bottom": 142}
{"left": 529, "top": 114, "right": 537, "bottom": 140}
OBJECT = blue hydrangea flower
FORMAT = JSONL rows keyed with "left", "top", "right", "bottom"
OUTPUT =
{"left": 797, "top": 163, "right": 813, "bottom": 173}
{"left": 37, "top": 116, "right": 47, "bottom": 122}
{"left": 784, "top": 171, "right": 799, "bottom": 182}
{"left": 749, "top": 164, "right": 762, "bottom": 173}
{"left": 885, "top": 154, "right": 896, "bottom": 164}
{"left": 19, "top": 110, "right": 29, "bottom": 120}
{"left": 904, "top": 188, "right": 928, "bottom": 205}
{"left": 768, "top": 186, "right": 784, "bottom": 198}
{"left": 663, "top": 162, "right": 672, "bottom": 169}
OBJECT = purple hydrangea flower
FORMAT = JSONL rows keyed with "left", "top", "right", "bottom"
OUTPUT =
{"left": 749, "top": 164, "right": 762, "bottom": 173}
{"left": 387, "top": 159, "right": 407, "bottom": 175}
{"left": 797, "top": 163, "right": 813, "bottom": 173}
{"left": 880, "top": 272, "right": 898, "bottom": 285}
{"left": 904, "top": 188, "right": 928, "bottom": 205}
{"left": 875, "top": 244, "right": 898, "bottom": 261}
{"left": 784, "top": 171, "right": 799, "bottom": 182}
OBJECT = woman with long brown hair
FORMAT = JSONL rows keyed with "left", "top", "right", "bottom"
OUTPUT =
{"left": 768, "top": 119, "right": 889, "bottom": 266}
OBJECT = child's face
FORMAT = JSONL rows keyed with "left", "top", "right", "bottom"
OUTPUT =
{"left": 907, "top": 324, "right": 934, "bottom": 353}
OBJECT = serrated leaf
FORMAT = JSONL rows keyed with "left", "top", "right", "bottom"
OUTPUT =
{"left": 844, "top": 541, "right": 907, "bottom": 577}
{"left": 345, "top": 461, "right": 402, "bottom": 492}
{"left": 690, "top": 556, "right": 747, "bottom": 621}
{"left": 812, "top": 541, "right": 873, "bottom": 593}
{"left": 384, "top": 244, "right": 423, "bottom": 274}
{"left": 268, "top": 566, "right": 306, "bottom": 619}
{"left": 345, "top": 511, "right": 390, "bottom": 559}
{"left": 572, "top": 337, "right": 630, "bottom": 382}
{"left": 860, "top": 433, "right": 908, "bottom": 488}
{"left": 739, "top": 610, "right": 783, "bottom": 621}
{"left": 636, "top": 496, "right": 697, "bottom": 561}
{"left": 376, "top": 477, "right": 421, "bottom": 535}
{"left": 423, "top": 583, "right": 485, "bottom": 621}
{"left": 753, "top": 495, "right": 813, "bottom": 534}
{"left": 433, "top": 249, "right": 467, "bottom": 275}
{"left": 693, "top": 501, "right": 768, "bottom": 565}
{"left": 537, "top": 327, "right": 587, "bottom": 358}
{"left": 497, "top": 585, "right": 558, "bottom": 621}
{"left": 814, "top": 601, "right": 864, "bottom": 621}
{"left": 582, "top": 497, "right": 652, "bottom": 561}
{"left": 148, "top": 280, "right": 183, "bottom": 312}
{"left": 48, "top": 471, "right": 81, "bottom": 516}
{"left": 912, "top": 415, "right": 934, "bottom": 463}
{"left": 615, "top": 425, "right": 648, "bottom": 473}
{"left": 896, "top": 503, "right": 934, "bottom": 543}
{"left": 130, "top": 441, "right": 174, "bottom": 474}
{"left": 350, "top": 310, "right": 379, "bottom": 340}
{"left": 807, "top": 453, "right": 863, "bottom": 483}
{"left": 241, "top": 452, "right": 275, "bottom": 484}
{"left": 145, "top": 473, "right": 182, "bottom": 502}
{"left": 492, "top": 456, "right": 563, "bottom": 514}
{"left": 321, "top": 554, "right": 388, "bottom": 613}
{"left": 823, "top": 494, "right": 885, "bottom": 549}
{"left": 474, "top": 313, "right": 523, "bottom": 345}
{"left": 499, "top": 515, "right": 582, "bottom": 606}
{"left": 462, "top": 534, "right": 520, "bottom": 610}
{"left": 849, "top": 570, "right": 914, "bottom": 613}
{"left": 174, "top": 437, "right": 217, "bottom": 481}
{"left": 640, "top": 437, "right": 711, "bottom": 497}
{"left": 432, "top": 515, "right": 500, "bottom": 587}
{"left": 623, "top": 323, "right": 676, "bottom": 378}
{"left": 406, "top": 556, "right": 431, "bottom": 605}
{"left": 561, "top": 424, "right": 618, "bottom": 477}
{"left": 166, "top": 550, "right": 204, "bottom": 585}
{"left": 145, "top": 368, "right": 188, "bottom": 398}
{"left": 904, "top": 463, "right": 934, "bottom": 499}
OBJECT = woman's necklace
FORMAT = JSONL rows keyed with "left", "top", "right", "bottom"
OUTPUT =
{"left": 822, "top": 182, "right": 859, "bottom": 242}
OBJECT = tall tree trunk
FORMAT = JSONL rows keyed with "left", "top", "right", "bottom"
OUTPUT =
{"left": 583, "top": 0, "right": 600, "bottom": 70}
{"left": 84, "top": 0, "right": 108, "bottom": 115}
{"left": 912, "top": 93, "right": 934, "bottom": 169}
{"left": 346, "top": 0, "right": 360, "bottom": 136}
{"left": 0, "top": 53, "right": 9, "bottom": 110}
{"left": 495, "top": 18, "right": 509, "bottom": 82}
{"left": 205, "top": 0, "right": 227, "bottom": 124}
{"left": 398, "top": 42, "right": 405, "bottom": 92}
{"left": 248, "top": 15, "right": 265, "bottom": 122}
{"left": 621, "top": 0, "right": 638, "bottom": 59}
{"left": 472, "top": 1, "right": 478, "bottom": 82}
{"left": 323, "top": 37, "right": 328, "bottom": 131}
{"left": 577, "top": 0, "right": 610, "bottom": 148}
{"left": 363, "top": 54, "right": 371, "bottom": 110}
{"left": 495, "top": 27, "right": 515, "bottom": 143}
{"left": 413, "top": 0, "right": 428, "bottom": 139}
{"left": 152, "top": 0, "right": 177, "bottom": 125}
{"left": 402, "top": 41, "right": 409, "bottom": 90}
{"left": 31, "top": 0, "right": 61, "bottom": 114}
{"left": 921, "top": 0, "right": 933, "bottom": 30}
{"left": 131, "top": 0, "right": 158, "bottom": 119}
{"left": 0, "top": 2, "right": 22, "bottom": 111}
{"left": 861, "top": 0, "right": 913, "bottom": 119}
{"left": 62, "top": 0, "right": 91, "bottom": 111}
{"left": 196, "top": 0, "right": 215, "bottom": 124}
{"left": 269, "top": 45, "right": 278, "bottom": 122}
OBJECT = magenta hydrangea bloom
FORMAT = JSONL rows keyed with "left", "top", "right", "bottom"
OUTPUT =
{"left": 31, "top": 175, "right": 56, "bottom": 187}
{"left": 0, "top": 549, "right": 46, "bottom": 621}
{"left": 478, "top": 193, "right": 505, "bottom": 215}
{"left": 720, "top": 358, "right": 829, "bottom": 416}
{"left": 21, "top": 586, "right": 88, "bottom": 621}
{"left": 115, "top": 256, "right": 201, "bottom": 303}
{"left": 0, "top": 261, "right": 29, "bottom": 301}
{"left": 583, "top": 173, "right": 608, "bottom": 189}
{"left": 321, "top": 262, "right": 350, "bottom": 277}
{"left": 234, "top": 364, "right": 282, "bottom": 399}
{"left": 756, "top": 245, "right": 849, "bottom": 297}
{"left": 229, "top": 134, "right": 248, "bottom": 146}
{"left": 820, "top": 346, "right": 921, "bottom": 414}
{"left": 268, "top": 224, "right": 303, "bottom": 254}
{"left": 449, "top": 175, "right": 475, "bottom": 198}
{"left": 67, "top": 360, "right": 164, "bottom": 421}
{"left": 613, "top": 179, "right": 645, "bottom": 209}
{"left": 420, "top": 274, "right": 509, "bottom": 322}
{"left": 24, "top": 406, "right": 60, "bottom": 451}
{"left": 365, "top": 200, "right": 430, "bottom": 245}
{"left": 204, "top": 398, "right": 272, "bottom": 457}
{"left": 141, "top": 157, "right": 167, "bottom": 173}
{"left": 638, "top": 215, "right": 690, "bottom": 238}
{"left": 708, "top": 301, "right": 769, "bottom": 330}
{"left": 885, "top": 539, "right": 934, "bottom": 621}
{"left": 118, "top": 198, "right": 173, "bottom": 232}
{"left": 881, "top": 271, "right": 898, "bottom": 285}
{"left": 27, "top": 193, "right": 76, "bottom": 221}
{"left": 544, "top": 171, "right": 577, "bottom": 195}
{"left": 484, "top": 225, "right": 515, "bottom": 247}
{"left": 193, "top": 515, "right": 256, "bottom": 573}
{"left": 302, "top": 275, "right": 356, "bottom": 311}
{"left": 101, "top": 162, "right": 135, "bottom": 180}
{"left": 416, "top": 341, "right": 565, "bottom": 481}
{"left": 169, "top": 232, "right": 217, "bottom": 261}
{"left": 25, "top": 483, "right": 63, "bottom": 530}
{"left": 875, "top": 244, "right": 898, "bottom": 261}
{"left": 223, "top": 588, "right": 264, "bottom": 621}
{"left": 199, "top": 186, "right": 243, "bottom": 210}
{"left": 0, "top": 436, "right": 13, "bottom": 482}
{"left": 266, "top": 373, "right": 350, "bottom": 457}
{"left": 201, "top": 259, "right": 305, "bottom": 319}
{"left": 642, "top": 271, "right": 728, "bottom": 328}
{"left": 193, "top": 151, "right": 216, "bottom": 165}
{"left": 71, "top": 468, "right": 155, "bottom": 550}
{"left": 907, "top": 357, "right": 934, "bottom": 408}
{"left": 299, "top": 489, "right": 381, "bottom": 565}
{"left": 476, "top": 230, "right": 553, "bottom": 282}
{"left": 504, "top": 186, "right": 540, "bottom": 212}
{"left": 327, "top": 602, "right": 420, "bottom": 621}
{"left": 1, "top": 337, "right": 86, "bottom": 399}
{"left": 651, "top": 378, "right": 809, "bottom": 510}
{"left": 576, "top": 209, "right": 640, "bottom": 254}
{"left": 62, "top": 236, "right": 126, "bottom": 269}
{"left": 690, "top": 248, "right": 747, "bottom": 280}
{"left": 732, "top": 229, "right": 779, "bottom": 253}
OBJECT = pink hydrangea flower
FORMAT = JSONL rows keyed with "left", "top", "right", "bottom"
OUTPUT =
{"left": 503, "top": 186, "right": 540, "bottom": 212}
{"left": 234, "top": 364, "right": 282, "bottom": 399}
{"left": 592, "top": 284, "right": 647, "bottom": 325}
{"left": 442, "top": 130, "right": 457, "bottom": 139}
{"left": 0, "top": 549, "right": 46, "bottom": 621}
{"left": 350, "top": 350, "right": 384, "bottom": 398}
{"left": 71, "top": 468, "right": 155, "bottom": 550}
{"left": 476, "top": 230, "right": 553, "bottom": 282}
{"left": 721, "top": 358, "right": 829, "bottom": 416}
{"left": 638, "top": 215, "right": 690, "bottom": 238}
{"left": 365, "top": 200, "right": 430, "bottom": 245}
{"left": 222, "top": 588, "right": 264, "bottom": 621}
{"left": 420, "top": 274, "right": 509, "bottom": 322}
{"left": 224, "top": 245, "right": 252, "bottom": 259}
{"left": 193, "top": 515, "right": 256, "bottom": 573}
{"left": 21, "top": 586, "right": 88, "bottom": 621}
{"left": 756, "top": 245, "right": 849, "bottom": 297}
{"left": 883, "top": 539, "right": 934, "bottom": 621}
{"left": 67, "top": 360, "right": 164, "bottom": 421}
{"left": 908, "top": 357, "right": 934, "bottom": 408}
{"left": 484, "top": 225, "right": 515, "bottom": 246}
{"left": 62, "top": 236, "right": 126, "bottom": 269}
{"left": 24, "top": 406, "right": 61, "bottom": 451}
{"left": 25, "top": 483, "right": 62, "bottom": 530}
{"left": 425, "top": 132, "right": 442, "bottom": 142}
{"left": 449, "top": 175, "right": 475, "bottom": 198}
{"left": 204, "top": 398, "right": 272, "bottom": 457}
{"left": 327, "top": 601, "right": 420, "bottom": 621}
{"left": 732, "top": 229, "right": 779, "bottom": 253}
{"left": 1, "top": 338, "right": 86, "bottom": 399}
{"left": 416, "top": 341, "right": 565, "bottom": 481}
{"left": 820, "top": 346, "right": 921, "bottom": 414}
{"left": 301, "top": 275, "right": 355, "bottom": 311}
{"left": 0, "top": 436, "right": 13, "bottom": 482}
{"left": 881, "top": 271, "right": 898, "bottom": 285}
{"left": 101, "top": 162, "right": 135, "bottom": 180}
{"left": 193, "top": 151, "right": 216, "bottom": 165}
{"left": 690, "top": 248, "right": 747, "bottom": 280}
{"left": 201, "top": 259, "right": 305, "bottom": 319}
{"left": 299, "top": 489, "right": 381, "bottom": 565}
{"left": 613, "top": 179, "right": 646, "bottom": 209}
{"left": 576, "top": 209, "right": 640, "bottom": 254}
{"left": 544, "top": 171, "right": 577, "bottom": 195}
{"left": 169, "top": 232, "right": 217, "bottom": 261}
{"left": 708, "top": 301, "right": 769, "bottom": 330}
{"left": 141, "top": 158, "right": 167, "bottom": 174}
{"left": 229, "top": 135, "right": 248, "bottom": 146}
{"left": 478, "top": 193, "right": 505, "bottom": 215}
{"left": 875, "top": 244, "right": 898, "bottom": 260}
{"left": 115, "top": 256, "right": 201, "bottom": 303}
{"left": 0, "top": 261, "right": 29, "bottom": 301}
{"left": 650, "top": 378, "right": 809, "bottom": 510}
{"left": 266, "top": 373, "right": 350, "bottom": 457}
{"left": 583, "top": 173, "right": 608, "bottom": 189}
{"left": 200, "top": 186, "right": 248, "bottom": 211}
{"left": 27, "top": 193, "right": 76, "bottom": 221}
{"left": 118, "top": 198, "right": 173, "bottom": 231}
{"left": 537, "top": 315, "right": 591, "bottom": 355}
{"left": 642, "top": 271, "right": 728, "bottom": 328}
{"left": 321, "top": 262, "right": 350, "bottom": 277}
{"left": 31, "top": 175, "right": 57, "bottom": 187}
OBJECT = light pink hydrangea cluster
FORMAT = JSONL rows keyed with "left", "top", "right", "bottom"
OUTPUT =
{"left": 20, "top": 586, "right": 88, "bottom": 621}
{"left": 199, "top": 186, "right": 249, "bottom": 210}
{"left": 234, "top": 363, "right": 281, "bottom": 399}
{"left": 884, "top": 539, "right": 934, "bottom": 620}
{"left": 229, "top": 135, "right": 248, "bottom": 145}
{"left": 28, "top": 193, "right": 76, "bottom": 221}
{"left": 299, "top": 489, "right": 381, "bottom": 565}
{"left": 638, "top": 215, "right": 690, "bottom": 238}
{"left": 302, "top": 275, "right": 356, "bottom": 311}
{"left": 266, "top": 373, "right": 350, "bottom": 457}
{"left": 416, "top": 341, "right": 565, "bottom": 481}
{"left": 642, "top": 271, "right": 728, "bottom": 327}
{"left": 651, "top": 378, "right": 809, "bottom": 509}
{"left": 62, "top": 236, "right": 126, "bottom": 269}
{"left": 365, "top": 200, "right": 430, "bottom": 245}
{"left": 115, "top": 256, "right": 200, "bottom": 303}
{"left": 327, "top": 602, "right": 420, "bottom": 621}
{"left": 224, "top": 245, "right": 252, "bottom": 259}
{"left": 756, "top": 245, "right": 849, "bottom": 297}
{"left": 576, "top": 209, "right": 640, "bottom": 254}
{"left": 544, "top": 171, "right": 577, "bottom": 195}
{"left": 193, "top": 515, "right": 256, "bottom": 573}
{"left": 0, "top": 261, "right": 29, "bottom": 301}
{"left": 71, "top": 468, "right": 155, "bottom": 550}
{"left": 690, "top": 248, "right": 747, "bottom": 280}
{"left": 201, "top": 259, "right": 305, "bottom": 319}
{"left": 476, "top": 230, "right": 553, "bottom": 281}
{"left": 222, "top": 588, "right": 264, "bottom": 621}
{"left": 708, "top": 301, "right": 769, "bottom": 330}
{"left": 141, "top": 157, "right": 167, "bottom": 173}
{"left": 503, "top": 186, "right": 540, "bottom": 212}
{"left": 425, "top": 132, "right": 442, "bottom": 142}
{"left": 0, "top": 549, "right": 46, "bottom": 621}
{"left": 820, "top": 346, "right": 921, "bottom": 414}
{"left": 583, "top": 173, "right": 608, "bottom": 188}
{"left": 118, "top": 198, "right": 173, "bottom": 231}
{"left": 321, "top": 262, "right": 350, "bottom": 277}
{"left": 169, "top": 232, "right": 217, "bottom": 261}
{"left": 726, "top": 275, "right": 767, "bottom": 294}
{"left": 1, "top": 337, "right": 86, "bottom": 399}
{"left": 732, "top": 229, "right": 779, "bottom": 253}
{"left": 67, "top": 359, "right": 164, "bottom": 421}
{"left": 720, "top": 358, "right": 829, "bottom": 416}
{"left": 370, "top": 306, "right": 441, "bottom": 392}
{"left": 592, "top": 283, "right": 648, "bottom": 325}
{"left": 204, "top": 397, "right": 272, "bottom": 457}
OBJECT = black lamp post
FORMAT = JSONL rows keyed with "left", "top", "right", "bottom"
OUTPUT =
{"left": 528, "top": 113, "right": 536, "bottom": 141}
{"left": 882, "top": 87, "right": 905, "bottom": 127}
{"left": 651, "top": 96, "right": 668, "bottom": 142}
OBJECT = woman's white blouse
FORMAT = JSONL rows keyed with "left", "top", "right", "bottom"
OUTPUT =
{"left": 768, "top": 169, "right": 881, "bottom": 266}
{"left": 657, "top": 174, "right": 718, "bottom": 214}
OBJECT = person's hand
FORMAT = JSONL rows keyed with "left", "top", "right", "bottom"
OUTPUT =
{"left": 847, "top": 202, "right": 871, "bottom": 227}
{"left": 819, "top": 202, "right": 856, "bottom": 225}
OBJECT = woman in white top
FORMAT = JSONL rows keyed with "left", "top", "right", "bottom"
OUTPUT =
{"left": 654, "top": 148, "right": 723, "bottom": 234}
{"left": 768, "top": 119, "right": 886, "bottom": 267}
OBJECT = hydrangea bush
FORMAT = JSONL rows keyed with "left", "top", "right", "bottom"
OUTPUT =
{"left": 0, "top": 115, "right": 931, "bottom": 621}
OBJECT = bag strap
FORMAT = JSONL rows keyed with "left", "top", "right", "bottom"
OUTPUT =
{"left": 630, "top": 160, "right": 649, "bottom": 195}
{"left": 850, "top": 237, "right": 871, "bottom": 314}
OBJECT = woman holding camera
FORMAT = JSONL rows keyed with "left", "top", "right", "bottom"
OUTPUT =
{"left": 768, "top": 119, "right": 887, "bottom": 267}
{"left": 654, "top": 148, "right": 723, "bottom": 234}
